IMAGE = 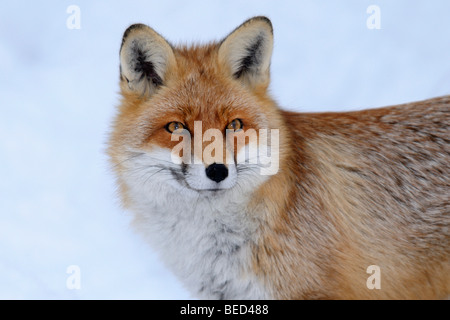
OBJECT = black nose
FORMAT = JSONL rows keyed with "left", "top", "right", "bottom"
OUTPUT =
{"left": 205, "top": 163, "right": 228, "bottom": 183}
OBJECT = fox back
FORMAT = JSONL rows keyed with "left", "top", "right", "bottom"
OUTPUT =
{"left": 108, "top": 17, "right": 449, "bottom": 299}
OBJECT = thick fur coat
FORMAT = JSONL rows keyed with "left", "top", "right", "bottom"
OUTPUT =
{"left": 109, "top": 17, "right": 449, "bottom": 299}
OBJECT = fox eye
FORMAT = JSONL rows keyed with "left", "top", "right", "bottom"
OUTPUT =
{"left": 165, "top": 121, "right": 185, "bottom": 133}
{"left": 226, "top": 119, "right": 243, "bottom": 131}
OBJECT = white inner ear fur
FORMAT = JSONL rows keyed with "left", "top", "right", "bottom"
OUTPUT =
{"left": 218, "top": 19, "right": 273, "bottom": 85}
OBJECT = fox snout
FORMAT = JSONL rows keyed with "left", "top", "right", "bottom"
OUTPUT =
{"left": 183, "top": 161, "right": 237, "bottom": 192}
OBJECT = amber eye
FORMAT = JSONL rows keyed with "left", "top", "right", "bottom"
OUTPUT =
{"left": 226, "top": 119, "right": 243, "bottom": 131}
{"left": 165, "top": 121, "right": 185, "bottom": 133}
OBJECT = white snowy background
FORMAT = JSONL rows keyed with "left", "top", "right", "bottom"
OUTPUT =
{"left": 0, "top": 0, "right": 449, "bottom": 299}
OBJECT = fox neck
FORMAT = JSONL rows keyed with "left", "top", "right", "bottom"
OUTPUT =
{"left": 130, "top": 178, "right": 272, "bottom": 299}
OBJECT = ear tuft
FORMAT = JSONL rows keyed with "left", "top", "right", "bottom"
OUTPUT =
{"left": 219, "top": 16, "right": 274, "bottom": 89}
{"left": 120, "top": 24, "right": 175, "bottom": 97}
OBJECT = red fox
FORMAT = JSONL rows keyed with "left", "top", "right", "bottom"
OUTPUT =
{"left": 108, "top": 16, "right": 449, "bottom": 299}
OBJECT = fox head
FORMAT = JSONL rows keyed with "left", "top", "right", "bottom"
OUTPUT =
{"left": 109, "top": 17, "right": 284, "bottom": 204}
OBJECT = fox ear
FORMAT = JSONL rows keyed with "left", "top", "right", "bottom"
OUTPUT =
{"left": 120, "top": 24, "right": 175, "bottom": 97}
{"left": 219, "top": 17, "right": 273, "bottom": 89}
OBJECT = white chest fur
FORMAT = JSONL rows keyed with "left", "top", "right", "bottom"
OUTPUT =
{"left": 128, "top": 179, "right": 270, "bottom": 299}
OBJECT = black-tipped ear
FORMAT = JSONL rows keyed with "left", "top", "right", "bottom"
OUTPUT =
{"left": 218, "top": 17, "right": 273, "bottom": 88}
{"left": 120, "top": 24, "right": 175, "bottom": 97}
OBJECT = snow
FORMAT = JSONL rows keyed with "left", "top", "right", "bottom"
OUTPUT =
{"left": 0, "top": 0, "right": 449, "bottom": 299}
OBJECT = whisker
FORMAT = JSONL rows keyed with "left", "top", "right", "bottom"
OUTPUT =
{"left": 141, "top": 155, "right": 180, "bottom": 166}
{"left": 236, "top": 164, "right": 264, "bottom": 173}
{"left": 111, "top": 152, "right": 145, "bottom": 169}
{"left": 114, "top": 149, "right": 181, "bottom": 169}
{"left": 142, "top": 168, "right": 168, "bottom": 185}
{"left": 124, "top": 164, "right": 170, "bottom": 175}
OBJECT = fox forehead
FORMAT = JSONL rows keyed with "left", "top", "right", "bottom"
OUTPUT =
{"left": 141, "top": 89, "right": 266, "bottom": 142}
{"left": 162, "top": 45, "right": 250, "bottom": 114}
{"left": 137, "top": 43, "right": 260, "bottom": 121}
{"left": 140, "top": 59, "right": 267, "bottom": 131}
{"left": 171, "top": 43, "right": 221, "bottom": 79}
